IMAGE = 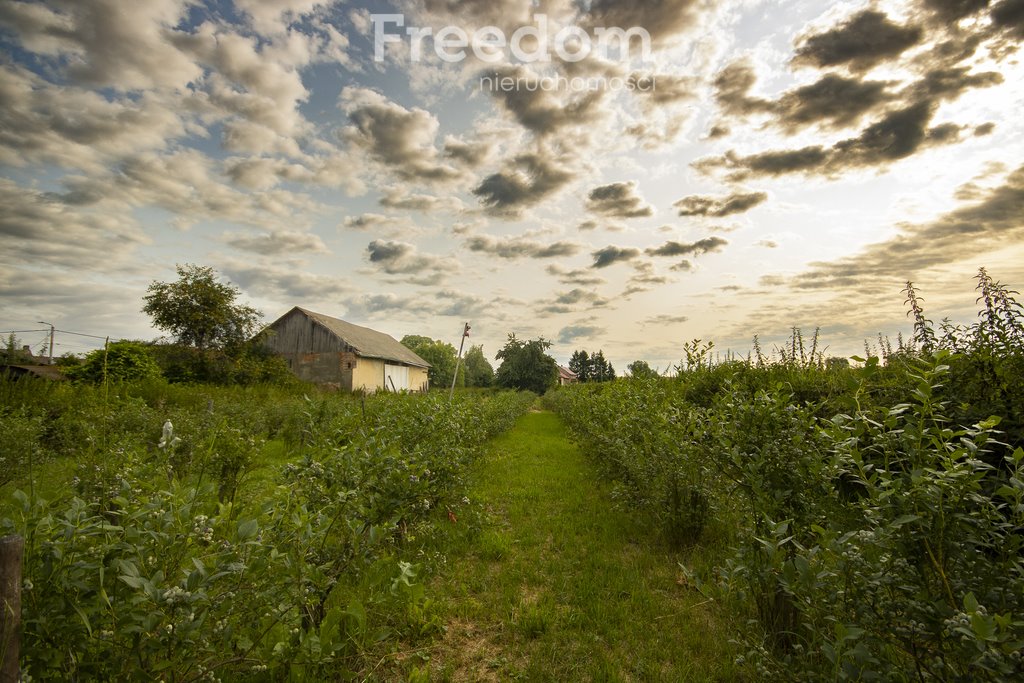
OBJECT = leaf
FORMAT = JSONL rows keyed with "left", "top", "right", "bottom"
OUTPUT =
{"left": 236, "top": 518, "right": 258, "bottom": 541}
{"left": 892, "top": 514, "right": 920, "bottom": 527}
{"left": 964, "top": 592, "right": 979, "bottom": 613}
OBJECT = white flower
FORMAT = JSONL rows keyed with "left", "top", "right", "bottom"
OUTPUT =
{"left": 158, "top": 420, "right": 181, "bottom": 449}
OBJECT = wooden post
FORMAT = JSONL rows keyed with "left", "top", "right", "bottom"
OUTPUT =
{"left": 0, "top": 535, "right": 23, "bottom": 683}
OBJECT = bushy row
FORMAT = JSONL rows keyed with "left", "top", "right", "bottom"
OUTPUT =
{"left": 552, "top": 353, "right": 1024, "bottom": 681}
{"left": 2, "top": 382, "right": 534, "bottom": 680}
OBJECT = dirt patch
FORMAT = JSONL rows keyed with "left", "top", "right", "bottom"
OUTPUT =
{"left": 429, "top": 618, "right": 506, "bottom": 682}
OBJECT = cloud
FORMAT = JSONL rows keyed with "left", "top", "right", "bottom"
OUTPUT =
{"left": 582, "top": 0, "right": 706, "bottom": 45}
{"left": 643, "top": 313, "right": 689, "bottom": 325}
{"left": 645, "top": 237, "right": 730, "bottom": 258}
{"left": 0, "top": 178, "right": 146, "bottom": 269}
{"left": 546, "top": 264, "right": 607, "bottom": 287}
{"left": 223, "top": 260, "right": 353, "bottom": 300}
{"left": 481, "top": 64, "right": 608, "bottom": 136}
{"left": 465, "top": 234, "right": 581, "bottom": 259}
{"left": 755, "top": 238, "right": 779, "bottom": 249}
{"left": 792, "top": 10, "right": 923, "bottom": 72}
{"left": 540, "top": 288, "right": 613, "bottom": 314}
{"left": 558, "top": 324, "right": 606, "bottom": 344}
{"left": 340, "top": 87, "right": 462, "bottom": 182}
{"left": 443, "top": 135, "right": 494, "bottom": 168}
{"left": 698, "top": 100, "right": 968, "bottom": 180}
{"left": 675, "top": 190, "right": 768, "bottom": 217}
{"left": 586, "top": 181, "right": 654, "bottom": 218}
{"left": 785, "top": 164, "right": 1024, "bottom": 292}
{"left": 378, "top": 187, "right": 464, "bottom": 212}
{"left": 223, "top": 229, "right": 328, "bottom": 256}
{"left": 365, "top": 239, "right": 457, "bottom": 284}
{"left": 591, "top": 245, "right": 641, "bottom": 268}
{"left": 473, "top": 148, "right": 576, "bottom": 216}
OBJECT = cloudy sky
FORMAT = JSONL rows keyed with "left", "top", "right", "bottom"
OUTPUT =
{"left": 2, "top": 0, "right": 1022, "bottom": 370}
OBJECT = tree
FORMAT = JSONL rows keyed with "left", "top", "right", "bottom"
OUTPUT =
{"left": 67, "top": 341, "right": 161, "bottom": 383}
{"left": 568, "top": 349, "right": 591, "bottom": 382}
{"left": 494, "top": 334, "right": 558, "bottom": 394}
{"left": 463, "top": 344, "right": 494, "bottom": 387}
{"left": 142, "top": 264, "right": 261, "bottom": 351}
{"left": 400, "top": 335, "right": 463, "bottom": 388}
{"left": 627, "top": 359, "right": 659, "bottom": 379}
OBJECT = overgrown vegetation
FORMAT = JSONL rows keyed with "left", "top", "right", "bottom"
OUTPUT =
{"left": 1, "top": 379, "right": 534, "bottom": 680}
{"left": 549, "top": 269, "right": 1024, "bottom": 681}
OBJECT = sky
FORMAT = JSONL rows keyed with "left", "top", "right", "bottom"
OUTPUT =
{"left": 1, "top": 0, "right": 1022, "bottom": 371}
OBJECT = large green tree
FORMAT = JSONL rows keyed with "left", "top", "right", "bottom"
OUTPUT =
{"left": 627, "top": 359, "right": 659, "bottom": 379}
{"left": 142, "top": 264, "right": 261, "bottom": 351}
{"left": 400, "top": 335, "right": 463, "bottom": 388}
{"left": 568, "top": 349, "right": 590, "bottom": 382}
{"left": 462, "top": 344, "right": 494, "bottom": 387}
{"left": 494, "top": 334, "right": 558, "bottom": 394}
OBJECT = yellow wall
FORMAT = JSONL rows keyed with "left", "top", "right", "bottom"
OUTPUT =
{"left": 352, "top": 357, "right": 384, "bottom": 392}
{"left": 350, "top": 358, "right": 429, "bottom": 392}
{"left": 410, "top": 366, "right": 429, "bottom": 392}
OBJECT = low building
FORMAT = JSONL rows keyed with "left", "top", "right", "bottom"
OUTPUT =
{"left": 557, "top": 365, "right": 578, "bottom": 386}
{"left": 262, "top": 307, "right": 430, "bottom": 392}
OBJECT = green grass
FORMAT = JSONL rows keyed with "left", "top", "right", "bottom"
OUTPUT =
{"left": 423, "top": 410, "right": 739, "bottom": 682}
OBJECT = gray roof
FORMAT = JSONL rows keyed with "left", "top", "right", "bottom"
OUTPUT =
{"left": 295, "top": 307, "right": 430, "bottom": 368}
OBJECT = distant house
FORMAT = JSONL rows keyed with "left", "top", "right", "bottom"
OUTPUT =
{"left": 557, "top": 365, "right": 578, "bottom": 386}
{"left": 262, "top": 307, "right": 430, "bottom": 392}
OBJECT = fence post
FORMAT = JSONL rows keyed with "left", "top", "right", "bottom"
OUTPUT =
{"left": 0, "top": 535, "right": 23, "bottom": 683}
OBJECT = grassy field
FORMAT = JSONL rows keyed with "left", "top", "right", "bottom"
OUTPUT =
{"left": 420, "top": 410, "right": 737, "bottom": 681}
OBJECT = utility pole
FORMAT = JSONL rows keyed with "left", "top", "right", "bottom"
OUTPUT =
{"left": 37, "top": 321, "right": 54, "bottom": 364}
{"left": 449, "top": 322, "right": 470, "bottom": 403}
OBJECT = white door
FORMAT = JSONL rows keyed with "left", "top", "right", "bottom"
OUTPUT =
{"left": 383, "top": 364, "right": 410, "bottom": 391}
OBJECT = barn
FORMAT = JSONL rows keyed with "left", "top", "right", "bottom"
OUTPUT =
{"left": 262, "top": 307, "right": 430, "bottom": 392}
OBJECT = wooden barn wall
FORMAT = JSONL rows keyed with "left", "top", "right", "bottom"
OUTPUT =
{"left": 265, "top": 311, "right": 357, "bottom": 387}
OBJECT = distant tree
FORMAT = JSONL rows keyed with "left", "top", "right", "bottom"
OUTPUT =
{"left": 463, "top": 344, "right": 494, "bottom": 387}
{"left": 495, "top": 334, "right": 558, "bottom": 394}
{"left": 627, "top": 360, "right": 659, "bottom": 379}
{"left": 142, "top": 264, "right": 261, "bottom": 352}
{"left": 568, "top": 349, "right": 591, "bottom": 382}
{"left": 2, "top": 333, "right": 32, "bottom": 363}
{"left": 67, "top": 341, "right": 161, "bottom": 384}
{"left": 401, "top": 335, "right": 463, "bottom": 388}
{"left": 590, "top": 350, "right": 616, "bottom": 382}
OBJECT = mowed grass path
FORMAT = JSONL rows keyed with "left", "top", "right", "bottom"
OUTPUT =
{"left": 427, "top": 410, "right": 738, "bottom": 681}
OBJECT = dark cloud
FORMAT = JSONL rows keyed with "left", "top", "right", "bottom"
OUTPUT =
{"left": 713, "top": 60, "right": 766, "bottom": 118}
{"left": 586, "top": 181, "right": 654, "bottom": 218}
{"left": 991, "top": 0, "right": 1024, "bottom": 37}
{"left": 643, "top": 313, "right": 689, "bottom": 325}
{"left": 591, "top": 245, "right": 641, "bottom": 268}
{"left": 443, "top": 136, "right": 493, "bottom": 168}
{"left": 698, "top": 100, "right": 969, "bottom": 180}
{"left": 365, "top": 239, "right": 455, "bottom": 284}
{"left": 582, "top": 0, "right": 705, "bottom": 45}
{"left": 646, "top": 236, "right": 730, "bottom": 257}
{"left": 714, "top": 61, "right": 897, "bottom": 133}
{"left": 775, "top": 74, "right": 897, "bottom": 132}
{"left": 920, "top": 0, "right": 991, "bottom": 22}
{"left": 540, "top": 288, "right": 612, "bottom": 315}
{"left": 546, "top": 264, "right": 607, "bottom": 286}
{"left": 481, "top": 65, "right": 607, "bottom": 136}
{"left": 473, "top": 150, "right": 575, "bottom": 216}
{"left": 341, "top": 88, "right": 461, "bottom": 183}
{"left": 465, "top": 234, "right": 581, "bottom": 259}
{"left": 675, "top": 190, "right": 768, "bottom": 217}
{"left": 558, "top": 325, "right": 606, "bottom": 344}
{"left": 792, "top": 10, "right": 923, "bottom": 72}
{"left": 628, "top": 71, "right": 698, "bottom": 106}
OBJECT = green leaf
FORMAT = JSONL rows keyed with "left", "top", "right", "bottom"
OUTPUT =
{"left": 236, "top": 518, "right": 258, "bottom": 541}
{"left": 964, "top": 592, "right": 979, "bottom": 613}
{"left": 892, "top": 514, "right": 920, "bottom": 527}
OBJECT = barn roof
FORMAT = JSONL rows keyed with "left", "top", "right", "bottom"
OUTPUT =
{"left": 286, "top": 307, "right": 431, "bottom": 368}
